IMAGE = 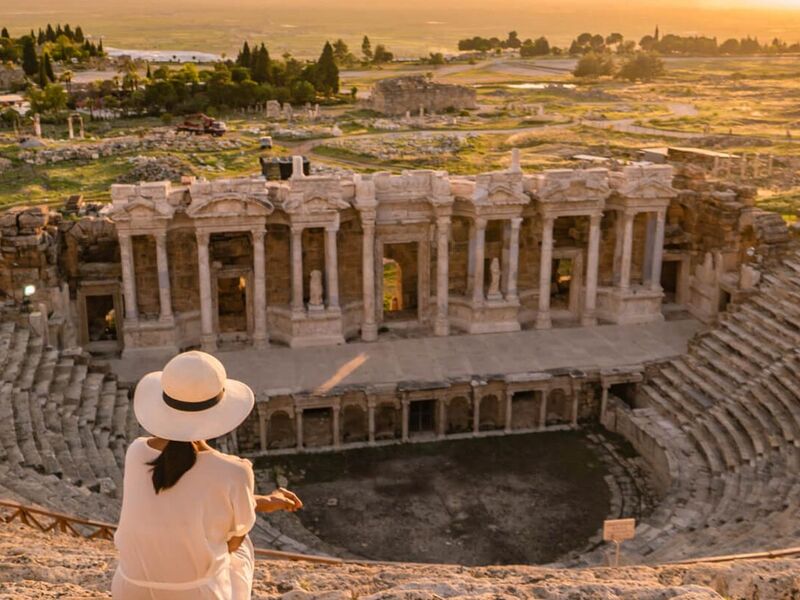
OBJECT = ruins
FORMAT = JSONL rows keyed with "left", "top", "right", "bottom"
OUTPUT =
{"left": 1, "top": 148, "right": 798, "bottom": 568}
{"left": 362, "top": 76, "right": 478, "bottom": 116}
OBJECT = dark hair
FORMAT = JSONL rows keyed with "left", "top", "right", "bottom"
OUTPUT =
{"left": 147, "top": 441, "right": 197, "bottom": 493}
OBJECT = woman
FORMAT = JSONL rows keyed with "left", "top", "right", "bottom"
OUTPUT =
{"left": 112, "top": 351, "right": 303, "bottom": 599}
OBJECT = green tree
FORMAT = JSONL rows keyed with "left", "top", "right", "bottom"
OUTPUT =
{"left": 74, "top": 26, "right": 84, "bottom": 43}
{"left": 1, "top": 27, "right": 9, "bottom": 39}
{"left": 21, "top": 36, "right": 38, "bottom": 76}
{"left": 251, "top": 43, "right": 271, "bottom": 83}
{"left": 372, "top": 44, "right": 393, "bottom": 64}
{"left": 27, "top": 83, "right": 67, "bottom": 115}
{"left": 315, "top": 41, "right": 339, "bottom": 95}
{"left": 361, "top": 35, "right": 373, "bottom": 63}
{"left": 237, "top": 41, "right": 252, "bottom": 68}
{"left": 505, "top": 31, "right": 521, "bottom": 49}
{"left": 616, "top": 52, "right": 664, "bottom": 81}
{"left": 42, "top": 51, "right": 55, "bottom": 82}
{"left": 573, "top": 52, "right": 614, "bottom": 78}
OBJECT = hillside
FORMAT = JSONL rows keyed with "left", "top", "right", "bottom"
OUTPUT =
{"left": 2, "top": 522, "right": 800, "bottom": 599}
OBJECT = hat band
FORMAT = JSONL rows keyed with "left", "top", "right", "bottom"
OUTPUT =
{"left": 162, "top": 390, "right": 223, "bottom": 412}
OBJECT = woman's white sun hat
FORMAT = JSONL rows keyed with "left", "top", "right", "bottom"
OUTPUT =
{"left": 133, "top": 351, "right": 254, "bottom": 442}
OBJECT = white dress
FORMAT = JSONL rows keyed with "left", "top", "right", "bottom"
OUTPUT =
{"left": 112, "top": 438, "right": 257, "bottom": 599}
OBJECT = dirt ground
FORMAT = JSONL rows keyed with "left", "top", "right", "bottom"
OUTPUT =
{"left": 260, "top": 432, "right": 611, "bottom": 565}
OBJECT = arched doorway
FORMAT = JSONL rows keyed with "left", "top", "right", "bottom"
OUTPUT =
{"left": 342, "top": 404, "right": 368, "bottom": 443}
{"left": 546, "top": 389, "right": 572, "bottom": 426}
{"left": 447, "top": 396, "right": 471, "bottom": 434}
{"left": 479, "top": 394, "right": 502, "bottom": 431}
{"left": 267, "top": 411, "right": 295, "bottom": 449}
{"left": 375, "top": 403, "right": 399, "bottom": 440}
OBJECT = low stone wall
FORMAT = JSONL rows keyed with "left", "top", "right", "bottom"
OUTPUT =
{"left": 601, "top": 396, "right": 672, "bottom": 496}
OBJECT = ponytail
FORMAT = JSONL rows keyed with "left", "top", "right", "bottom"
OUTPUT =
{"left": 147, "top": 441, "right": 197, "bottom": 493}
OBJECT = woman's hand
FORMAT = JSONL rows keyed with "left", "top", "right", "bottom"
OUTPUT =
{"left": 255, "top": 488, "right": 303, "bottom": 513}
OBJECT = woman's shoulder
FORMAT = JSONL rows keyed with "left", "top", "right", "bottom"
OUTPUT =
{"left": 202, "top": 449, "right": 253, "bottom": 474}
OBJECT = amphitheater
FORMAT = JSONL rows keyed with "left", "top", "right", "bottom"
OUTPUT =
{"left": 1, "top": 152, "right": 800, "bottom": 598}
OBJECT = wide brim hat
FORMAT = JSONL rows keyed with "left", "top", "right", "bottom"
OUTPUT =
{"left": 133, "top": 351, "right": 254, "bottom": 442}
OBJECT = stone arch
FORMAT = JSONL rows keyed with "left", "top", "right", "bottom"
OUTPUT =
{"left": 342, "top": 404, "right": 368, "bottom": 443}
{"left": 447, "top": 396, "right": 471, "bottom": 434}
{"left": 267, "top": 411, "right": 295, "bottom": 449}
{"left": 375, "top": 403, "right": 399, "bottom": 440}
{"left": 546, "top": 388, "right": 571, "bottom": 426}
{"left": 511, "top": 390, "right": 542, "bottom": 430}
{"left": 479, "top": 394, "right": 502, "bottom": 431}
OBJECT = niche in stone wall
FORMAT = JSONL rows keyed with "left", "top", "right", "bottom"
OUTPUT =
{"left": 302, "top": 228, "right": 325, "bottom": 304}
{"left": 266, "top": 224, "right": 291, "bottom": 306}
{"left": 167, "top": 229, "right": 199, "bottom": 314}
{"left": 132, "top": 235, "right": 159, "bottom": 319}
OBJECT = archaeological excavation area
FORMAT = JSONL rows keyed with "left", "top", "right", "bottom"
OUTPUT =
{"left": 0, "top": 152, "right": 799, "bottom": 568}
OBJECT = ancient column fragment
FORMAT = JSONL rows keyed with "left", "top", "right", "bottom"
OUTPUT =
{"left": 196, "top": 231, "right": 215, "bottom": 351}
{"left": 582, "top": 214, "right": 602, "bottom": 326}
{"left": 154, "top": 231, "right": 173, "bottom": 322}
{"left": 435, "top": 216, "right": 450, "bottom": 336}
{"left": 536, "top": 216, "right": 555, "bottom": 329}
{"left": 252, "top": 228, "right": 267, "bottom": 348}
{"left": 325, "top": 225, "right": 340, "bottom": 309}
{"left": 291, "top": 226, "right": 304, "bottom": 312}
{"left": 118, "top": 232, "right": 138, "bottom": 322}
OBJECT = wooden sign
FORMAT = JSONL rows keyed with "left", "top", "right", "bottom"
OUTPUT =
{"left": 603, "top": 518, "right": 636, "bottom": 542}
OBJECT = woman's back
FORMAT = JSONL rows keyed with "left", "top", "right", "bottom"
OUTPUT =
{"left": 113, "top": 437, "right": 256, "bottom": 599}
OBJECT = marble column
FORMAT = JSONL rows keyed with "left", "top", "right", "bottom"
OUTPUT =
{"left": 582, "top": 214, "right": 602, "bottom": 326}
{"left": 643, "top": 213, "right": 656, "bottom": 285}
{"left": 117, "top": 232, "right": 138, "bottom": 321}
{"left": 650, "top": 210, "right": 666, "bottom": 292}
{"left": 539, "top": 393, "right": 548, "bottom": 430}
{"left": 251, "top": 228, "right": 267, "bottom": 348}
{"left": 472, "top": 394, "right": 480, "bottom": 434}
{"left": 361, "top": 218, "right": 377, "bottom": 341}
{"left": 435, "top": 216, "right": 450, "bottom": 336}
{"left": 437, "top": 399, "right": 447, "bottom": 438}
{"left": 154, "top": 231, "right": 173, "bottom": 322}
{"left": 600, "top": 384, "right": 610, "bottom": 422}
{"left": 504, "top": 391, "right": 513, "bottom": 433}
{"left": 290, "top": 226, "right": 304, "bottom": 312}
{"left": 401, "top": 399, "right": 410, "bottom": 442}
{"left": 196, "top": 231, "right": 215, "bottom": 351}
{"left": 472, "top": 218, "right": 487, "bottom": 305}
{"left": 506, "top": 217, "right": 521, "bottom": 302}
{"left": 466, "top": 222, "right": 476, "bottom": 295}
{"left": 619, "top": 212, "right": 635, "bottom": 291}
{"left": 536, "top": 216, "right": 555, "bottom": 329}
{"left": 324, "top": 225, "right": 340, "bottom": 310}
{"left": 295, "top": 408, "right": 304, "bottom": 450}
{"left": 367, "top": 398, "right": 376, "bottom": 444}
{"left": 332, "top": 405, "right": 341, "bottom": 448}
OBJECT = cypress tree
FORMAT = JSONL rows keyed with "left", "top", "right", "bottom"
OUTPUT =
{"left": 316, "top": 41, "right": 339, "bottom": 95}
{"left": 146, "top": 62, "right": 152, "bottom": 79}
{"left": 251, "top": 43, "right": 271, "bottom": 83}
{"left": 38, "top": 60, "right": 48, "bottom": 87}
{"left": 98, "top": 39, "right": 104, "bottom": 54}
{"left": 237, "top": 41, "right": 251, "bottom": 68}
{"left": 1, "top": 28, "right": 9, "bottom": 39}
{"left": 21, "top": 36, "right": 38, "bottom": 76}
{"left": 75, "top": 26, "right": 84, "bottom": 43}
{"left": 64, "top": 24, "right": 73, "bottom": 40}
{"left": 43, "top": 52, "right": 55, "bottom": 82}
{"left": 37, "top": 29, "right": 45, "bottom": 45}
{"left": 46, "top": 24, "right": 55, "bottom": 42}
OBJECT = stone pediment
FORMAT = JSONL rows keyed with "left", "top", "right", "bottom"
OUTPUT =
{"left": 283, "top": 193, "right": 349, "bottom": 215}
{"left": 613, "top": 165, "right": 678, "bottom": 200}
{"left": 186, "top": 193, "right": 274, "bottom": 218}
{"left": 107, "top": 197, "right": 174, "bottom": 222}
{"left": 537, "top": 171, "right": 611, "bottom": 203}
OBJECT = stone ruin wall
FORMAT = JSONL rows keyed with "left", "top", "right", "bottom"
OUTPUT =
{"left": 365, "top": 77, "right": 478, "bottom": 116}
{"left": 0, "top": 166, "right": 791, "bottom": 352}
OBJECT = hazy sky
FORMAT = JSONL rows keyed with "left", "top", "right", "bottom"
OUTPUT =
{"left": 2, "top": 0, "right": 800, "bottom": 55}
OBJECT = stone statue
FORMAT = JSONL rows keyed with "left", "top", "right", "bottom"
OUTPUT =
{"left": 308, "top": 270, "right": 324, "bottom": 310}
{"left": 488, "top": 257, "right": 502, "bottom": 300}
